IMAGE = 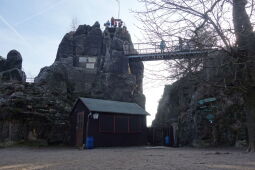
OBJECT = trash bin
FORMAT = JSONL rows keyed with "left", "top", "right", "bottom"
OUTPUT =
{"left": 86, "top": 136, "right": 94, "bottom": 149}
{"left": 165, "top": 136, "right": 170, "bottom": 146}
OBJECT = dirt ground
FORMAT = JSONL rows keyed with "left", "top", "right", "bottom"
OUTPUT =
{"left": 0, "top": 146, "right": 254, "bottom": 170}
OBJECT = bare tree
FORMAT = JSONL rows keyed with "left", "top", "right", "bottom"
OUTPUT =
{"left": 70, "top": 17, "right": 79, "bottom": 32}
{"left": 165, "top": 26, "right": 218, "bottom": 80}
{"left": 135, "top": 0, "right": 255, "bottom": 151}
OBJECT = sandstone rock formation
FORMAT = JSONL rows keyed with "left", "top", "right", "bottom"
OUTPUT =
{"left": 0, "top": 82, "right": 72, "bottom": 144}
{"left": 35, "top": 22, "right": 145, "bottom": 107}
{"left": 0, "top": 50, "right": 26, "bottom": 83}
{"left": 153, "top": 52, "right": 248, "bottom": 147}
{"left": 0, "top": 22, "right": 145, "bottom": 145}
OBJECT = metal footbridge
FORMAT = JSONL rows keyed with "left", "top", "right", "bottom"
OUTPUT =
{"left": 124, "top": 41, "right": 217, "bottom": 62}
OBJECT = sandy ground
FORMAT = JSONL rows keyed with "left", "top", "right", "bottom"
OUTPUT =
{"left": 0, "top": 146, "right": 254, "bottom": 170}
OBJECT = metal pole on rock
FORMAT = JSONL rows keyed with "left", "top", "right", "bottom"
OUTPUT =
{"left": 115, "top": 0, "right": 120, "bottom": 18}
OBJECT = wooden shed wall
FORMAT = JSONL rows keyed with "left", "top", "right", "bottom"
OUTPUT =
{"left": 70, "top": 100, "right": 148, "bottom": 147}
{"left": 70, "top": 100, "right": 89, "bottom": 146}
{"left": 88, "top": 113, "right": 147, "bottom": 147}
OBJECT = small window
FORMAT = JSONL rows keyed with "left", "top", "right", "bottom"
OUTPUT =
{"left": 99, "top": 114, "right": 114, "bottom": 133}
{"left": 115, "top": 116, "right": 129, "bottom": 133}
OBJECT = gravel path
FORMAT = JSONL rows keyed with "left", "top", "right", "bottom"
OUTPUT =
{"left": 0, "top": 147, "right": 254, "bottom": 170}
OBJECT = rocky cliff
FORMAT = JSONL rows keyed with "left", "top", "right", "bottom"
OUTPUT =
{"left": 0, "top": 82, "right": 72, "bottom": 144}
{"left": 35, "top": 22, "right": 144, "bottom": 106}
{"left": 0, "top": 22, "right": 145, "bottom": 145}
{"left": 0, "top": 51, "right": 73, "bottom": 145}
{"left": 153, "top": 51, "right": 248, "bottom": 147}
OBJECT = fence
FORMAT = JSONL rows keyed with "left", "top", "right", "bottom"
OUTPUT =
{"left": 26, "top": 77, "right": 35, "bottom": 83}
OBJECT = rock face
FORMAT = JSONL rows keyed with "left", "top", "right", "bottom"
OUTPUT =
{"left": 0, "top": 51, "right": 70, "bottom": 144}
{"left": 0, "top": 50, "right": 26, "bottom": 83}
{"left": 35, "top": 22, "right": 145, "bottom": 107}
{"left": 6, "top": 50, "right": 23, "bottom": 70}
{"left": 0, "top": 82, "right": 72, "bottom": 144}
{"left": 153, "top": 52, "right": 248, "bottom": 147}
{"left": 0, "top": 22, "right": 145, "bottom": 145}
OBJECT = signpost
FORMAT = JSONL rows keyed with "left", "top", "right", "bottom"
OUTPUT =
{"left": 198, "top": 97, "right": 217, "bottom": 123}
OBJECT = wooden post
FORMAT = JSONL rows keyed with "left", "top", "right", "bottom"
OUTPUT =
{"left": 85, "top": 112, "right": 91, "bottom": 149}
{"left": 152, "top": 128, "right": 154, "bottom": 145}
{"left": 9, "top": 121, "right": 12, "bottom": 141}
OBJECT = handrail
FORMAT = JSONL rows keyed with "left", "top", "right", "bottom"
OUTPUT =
{"left": 124, "top": 41, "right": 217, "bottom": 56}
{"left": 26, "top": 77, "right": 35, "bottom": 83}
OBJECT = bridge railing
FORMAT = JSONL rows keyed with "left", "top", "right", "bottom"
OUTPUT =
{"left": 123, "top": 40, "right": 182, "bottom": 55}
{"left": 124, "top": 40, "right": 217, "bottom": 56}
{"left": 26, "top": 77, "right": 35, "bottom": 83}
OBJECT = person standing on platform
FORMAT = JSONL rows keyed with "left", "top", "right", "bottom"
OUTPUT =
{"left": 160, "top": 40, "right": 166, "bottom": 53}
{"left": 114, "top": 20, "right": 117, "bottom": 27}
{"left": 119, "top": 20, "right": 123, "bottom": 28}
{"left": 111, "top": 17, "right": 115, "bottom": 27}
{"left": 104, "top": 20, "right": 110, "bottom": 28}
{"left": 179, "top": 37, "right": 183, "bottom": 51}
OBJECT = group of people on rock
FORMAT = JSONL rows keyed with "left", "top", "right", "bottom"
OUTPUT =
{"left": 104, "top": 17, "right": 124, "bottom": 28}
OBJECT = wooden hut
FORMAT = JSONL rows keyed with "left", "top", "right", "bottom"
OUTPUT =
{"left": 70, "top": 98, "right": 149, "bottom": 147}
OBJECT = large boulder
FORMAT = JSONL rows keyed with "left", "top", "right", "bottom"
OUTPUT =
{"left": 6, "top": 50, "right": 22, "bottom": 70}
{"left": 0, "top": 50, "right": 26, "bottom": 83}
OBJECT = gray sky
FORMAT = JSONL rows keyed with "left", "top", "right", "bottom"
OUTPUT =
{"left": 0, "top": 0, "right": 168, "bottom": 126}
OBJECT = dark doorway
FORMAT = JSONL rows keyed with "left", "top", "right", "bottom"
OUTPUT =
{"left": 76, "top": 112, "right": 85, "bottom": 147}
{"left": 148, "top": 126, "right": 174, "bottom": 146}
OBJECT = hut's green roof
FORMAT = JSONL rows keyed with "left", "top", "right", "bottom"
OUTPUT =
{"left": 79, "top": 98, "right": 150, "bottom": 116}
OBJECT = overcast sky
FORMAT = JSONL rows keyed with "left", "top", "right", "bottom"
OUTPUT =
{"left": 0, "top": 0, "right": 169, "bottom": 126}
